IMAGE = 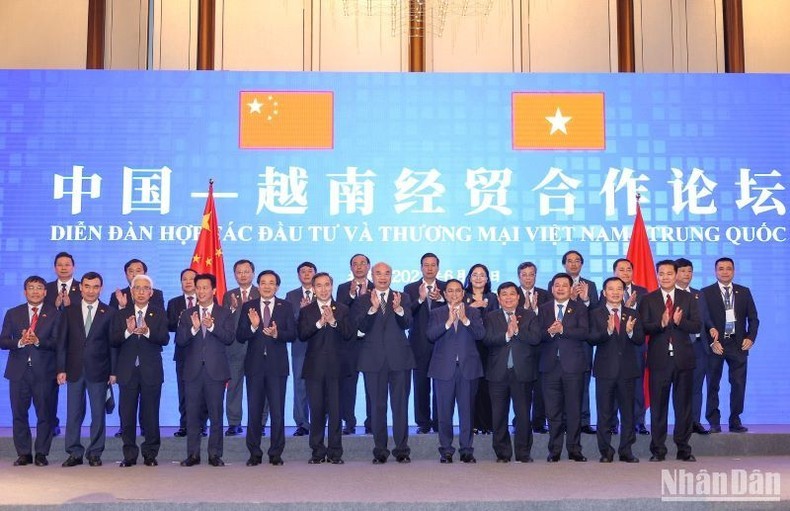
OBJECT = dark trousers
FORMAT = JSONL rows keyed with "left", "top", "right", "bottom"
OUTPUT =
{"left": 543, "top": 363, "right": 584, "bottom": 457}
{"left": 65, "top": 376, "right": 107, "bottom": 459}
{"left": 489, "top": 370, "right": 533, "bottom": 461}
{"left": 611, "top": 345, "right": 648, "bottom": 429}
{"left": 531, "top": 372, "right": 546, "bottom": 427}
{"left": 9, "top": 367, "right": 54, "bottom": 456}
{"left": 246, "top": 372, "right": 287, "bottom": 458}
{"left": 706, "top": 339, "right": 748, "bottom": 427}
{"left": 291, "top": 343, "right": 310, "bottom": 430}
{"left": 186, "top": 366, "right": 226, "bottom": 459}
{"left": 225, "top": 341, "right": 247, "bottom": 427}
{"left": 691, "top": 340, "right": 709, "bottom": 424}
{"left": 435, "top": 367, "right": 477, "bottom": 457}
{"left": 472, "top": 341, "right": 492, "bottom": 431}
{"left": 581, "top": 370, "right": 592, "bottom": 426}
{"left": 413, "top": 368, "right": 437, "bottom": 430}
{"left": 595, "top": 376, "right": 636, "bottom": 457}
{"left": 649, "top": 362, "right": 693, "bottom": 458}
{"left": 364, "top": 367, "right": 410, "bottom": 459}
{"left": 306, "top": 375, "right": 342, "bottom": 461}
{"left": 340, "top": 370, "right": 370, "bottom": 430}
{"left": 176, "top": 358, "right": 208, "bottom": 431}
{"left": 118, "top": 367, "right": 161, "bottom": 461}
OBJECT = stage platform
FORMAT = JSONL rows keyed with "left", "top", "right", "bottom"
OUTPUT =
{"left": 0, "top": 426, "right": 788, "bottom": 510}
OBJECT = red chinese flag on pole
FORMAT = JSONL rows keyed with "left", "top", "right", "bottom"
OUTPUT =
{"left": 190, "top": 180, "right": 227, "bottom": 304}
{"left": 626, "top": 196, "right": 657, "bottom": 408}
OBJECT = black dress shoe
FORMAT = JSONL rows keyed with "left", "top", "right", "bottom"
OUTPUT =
{"left": 581, "top": 425, "right": 597, "bottom": 435}
{"left": 496, "top": 457, "right": 511, "bottom": 463}
{"left": 569, "top": 453, "right": 587, "bottom": 462}
{"left": 52, "top": 426, "right": 61, "bottom": 437}
{"left": 260, "top": 428, "right": 266, "bottom": 437}
{"left": 201, "top": 427, "right": 209, "bottom": 437}
{"left": 364, "top": 427, "right": 372, "bottom": 435}
{"left": 293, "top": 426, "right": 309, "bottom": 437}
{"left": 677, "top": 453, "right": 697, "bottom": 462}
{"left": 372, "top": 456, "right": 387, "bottom": 465}
{"left": 269, "top": 456, "right": 284, "bottom": 466}
{"left": 180, "top": 456, "right": 200, "bottom": 467}
{"left": 649, "top": 454, "right": 665, "bottom": 462}
{"left": 692, "top": 423, "right": 710, "bottom": 435}
{"left": 14, "top": 455, "right": 33, "bottom": 466}
{"left": 515, "top": 457, "right": 533, "bottom": 463}
{"left": 88, "top": 457, "right": 102, "bottom": 467}
{"left": 599, "top": 455, "right": 614, "bottom": 463}
{"left": 114, "top": 429, "right": 123, "bottom": 438}
{"left": 208, "top": 456, "right": 225, "bottom": 467}
{"left": 636, "top": 424, "right": 650, "bottom": 435}
{"left": 416, "top": 427, "right": 430, "bottom": 434}
{"left": 119, "top": 458, "right": 137, "bottom": 467}
{"left": 709, "top": 425, "right": 722, "bottom": 433}
{"left": 609, "top": 426, "right": 619, "bottom": 435}
{"left": 143, "top": 457, "right": 158, "bottom": 467}
{"left": 546, "top": 455, "right": 560, "bottom": 463}
{"left": 342, "top": 427, "right": 355, "bottom": 435}
{"left": 62, "top": 456, "right": 83, "bottom": 467}
{"left": 619, "top": 454, "right": 639, "bottom": 463}
{"left": 329, "top": 458, "right": 344, "bottom": 465}
{"left": 532, "top": 425, "right": 548, "bottom": 434}
{"left": 308, "top": 456, "right": 326, "bottom": 464}
{"left": 460, "top": 454, "right": 477, "bottom": 463}
{"left": 34, "top": 454, "right": 49, "bottom": 466}
{"left": 439, "top": 454, "right": 453, "bottom": 464}
{"left": 396, "top": 455, "right": 411, "bottom": 464}
{"left": 729, "top": 424, "right": 749, "bottom": 433}
{"left": 246, "top": 456, "right": 262, "bottom": 466}
{"left": 173, "top": 428, "right": 187, "bottom": 437}
{"left": 225, "top": 425, "right": 241, "bottom": 437}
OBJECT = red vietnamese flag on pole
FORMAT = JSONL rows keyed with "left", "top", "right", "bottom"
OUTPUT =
{"left": 190, "top": 180, "right": 227, "bottom": 304}
{"left": 626, "top": 195, "right": 657, "bottom": 408}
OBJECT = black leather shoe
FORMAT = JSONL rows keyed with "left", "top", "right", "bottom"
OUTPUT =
{"left": 308, "top": 456, "right": 326, "bottom": 464}
{"left": 329, "top": 458, "right": 344, "bottom": 465}
{"left": 396, "top": 455, "right": 411, "bottom": 464}
{"left": 119, "top": 458, "right": 137, "bottom": 467}
{"left": 293, "top": 426, "right": 309, "bottom": 437}
{"left": 569, "top": 452, "right": 587, "bottom": 462}
{"left": 87, "top": 457, "right": 102, "bottom": 467}
{"left": 52, "top": 426, "right": 61, "bottom": 437}
{"left": 619, "top": 454, "right": 639, "bottom": 463}
{"left": 114, "top": 429, "right": 123, "bottom": 438}
{"left": 201, "top": 427, "right": 208, "bottom": 437}
{"left": 532, "top": 425, "right": 549, "bottom": 434}
{"left": 599, "top": 455, "right": 613, "bottom": 463}
{"left": 416, "top": 427, "right": 430, "bottom": 434}
{"left": 729, "top": 424, "right": 749, "bottom": 433}
{"left": 14, "top": 455, "right": 33, "bottom": 466}
{"left": 439, "top": 455, "right": 452, "bottom": 464}
{"left": 208, "top": 456, "right": 225, "bottom": 467}
{"left": 180, "top": 456, "right": 200, "bottom": 467}
{"left": 581, "top": 425, "right": 597, "bottom": 435}
{"left": 143, "top": 457, "right": 158, "bottom": 467}
{"left": 609, "top": 426, "right": 619, "bottom": 435}
{"left": 372, "top": 456, "right": 387, "bottom": 465}
{"left": 173, "top": 428, "right": 187, "bottom": 437}
{"left": 709, "top": 425, "right": 722, "bottom": 433}
{"left": 34, "top": 454, "right": 49, "bottom": 466}
{"left": 649, "top": 454, "right": 665, "bottom": 462}
{"left": 269, "top": 456, "right": 284, "bottom": 466}
{"left": 246, "top": 456, "right": 262, "bottom": 466}
{"left": 225, "top": 425, "right": 241, "bottom": 437}
{"left": 460, "top": 454, "right": 477, "bottom": 463}
{"left": 515, "top": 456, "right": 533, "bottom": 463}
{"left": 260, "top": 428, "right": 266, "bottom": 437}
{"left": 62, "top": 456, "right": 83, "bottom": 467}
{"left": 546, "top": 455, "right": 560, "bottom": 463}
{"left": 496, "top": 457, "right": 511, "bottom": 463}
{"left": 636, "top": 424, "right": 650, "bottom": 435}
{"left": 677, "top": 453, "right": 697, "bottom": 462}
{"left": 693, "top": 423, "right": 710, "bottom": 435}
{"left": 364, "top": 427, "right": 372, "bottom": 435}
{"left": 342, "top": 427, "right": 355, "bottom": 435}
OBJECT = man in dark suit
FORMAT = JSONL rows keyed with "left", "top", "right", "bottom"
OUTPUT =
{"left": 237, "top": 270, "right": 296, "bottom": 466}
{"left": 222, "top": 259, "right": 259, "bottom": 437}
{"left": 0, "top": 276, "right": 60, "bottom": 466}
{"left": 427, "top": 279, "right": 484, "bottom": 463}
{"left": 352, "top": 262, "right": 415, "bottom": 464}
{"left": 110, "top": 274, "right": 170, "bottom": 467}
{"left": 57, "top": 271, "right": 116, "bottom": 467}
{"left": 109, "top": 258, "right": 166, "bottom": 310}
{"left": 404, "top": 252, "right": 446, "bottom": 434}
{"left": 335, "top": 253, "right": 374, "bottom": 435}
{"left": 675, "top": 258, "right": 710, "bottom": 435}
{"left": 483, "top": 281, "right": 541, "bottom": 463}
{"left": 516, "top": 261, "right": 551, "bottom": 434}
{"left": 177, "top": 273, "right": 235, "bottom": 467}
{"left": 285, "top": 261, "right": 317, "bottom": 438}
{"left": 638, "top": 260, "right": 701, "bottom": 462}
{"left": 45, "top": 251, "right": 81, "bottom": 437}
{"left": 538, "top": 272, "right": 590, "bottom": 462}
{"left": 297, "top": 272, "right": 354, "bottom": 464}
{"left": 702, "top": 257, "right": 759, "bottom": 434}
{"left": 562, "top": 250, "right": 598, "bottom": 435}
{"left": 589, "top": 277, "right": 643, "bottom": 463}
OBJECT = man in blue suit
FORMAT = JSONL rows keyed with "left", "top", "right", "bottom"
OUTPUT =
{"left": 237, "top": 270, "right": 297, "bottom": 466}
{"left": 1, "top": 276, "right": 61, "bottom": 466}
{"left": 177, "top": 273, "right": 235, "bottom": 467}
{"left": 58, "top": 271, "right": 116, "bottom": 467}
{"left": 110, "top": 274, "right": 170, "bottom": 467}
{"left": 427, "top": 279, "right": 484, "bottom": 463}
{"left": 352, "top": 262, "right": 415, "bottom": 464}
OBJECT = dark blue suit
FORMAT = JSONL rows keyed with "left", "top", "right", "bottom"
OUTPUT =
{"left": 464, "top": 292, "right": 499, "bottom": 433}
{"left": 427, "top": 304, "right": 484, "bottom": 458}
{"left": 484, "top": 307, "right": 541, "bottom": 461}
{"left": 0, "top": 303, "right": 60, "bottom": 458}
{"left": 682, "top": 286, "right": 709, "bottom": 428}
{"left": 236, "top": 297, "right": 296, "bottom": 460}
{"left": 517, "top": 286, "right": 551, "bottom": 430}
{"left": 111, "top": 304, "right": 169, "bottom": 462}
{"left": 298, "top": 300, "right": 354, "bottom": 461}
{"left": 177, "top": 304, "right": 235, "bottom": 459}
{"left": 285, "top": 287, "right": 312, "bottom": 432}
{"left": 167, "top": 294, "right": 204, "bottom": 430}
{"left": 573, "top": 277, "right": 598, "bottom": 429}
{"left": 58, "top": 301, "right": 116, "bottom": 460}
{"left": 353, "top": 290, "right": 414, "bottom": 460}
{"left": 538, "top": 300, "right": 589, "bottom": 458}
{"left": 45, "top": 278, "right": 81, "bottom": 433}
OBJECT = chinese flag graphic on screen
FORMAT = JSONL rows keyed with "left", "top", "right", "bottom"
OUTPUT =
{"left": 190, "top": 181, "right": 227, "bottom": 303}
{"left": 512, "top": 92, "right": 605, "bottom": 150}
{"left": 239, "top": 91, "right": 334, "bottom": 149}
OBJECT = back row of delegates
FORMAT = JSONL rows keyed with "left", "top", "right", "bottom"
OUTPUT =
{"left": 0, "top": 251, "right": 758, "bottom": 466}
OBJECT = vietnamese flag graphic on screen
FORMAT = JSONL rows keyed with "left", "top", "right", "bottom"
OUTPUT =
{"left": 239, "top": 91, "right": 334, "bottom": 149}
{"left": 512, "top": 92, "right": 605, "bottom": 150}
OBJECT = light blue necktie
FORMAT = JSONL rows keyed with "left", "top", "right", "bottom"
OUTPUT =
{"left": 724, "top": 286, "right": 735, "bottom": 334}
{"left": 85, "top": 304, "right": 93, "bottom": 336}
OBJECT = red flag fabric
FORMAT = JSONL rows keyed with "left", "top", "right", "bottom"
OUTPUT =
{"left": 190, "top": 181, "right": 227, "bottom": 304}
{"left": 626, "top": 200, "right": 657, "bottom": 408}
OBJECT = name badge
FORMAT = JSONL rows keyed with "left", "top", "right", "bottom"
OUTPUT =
{"left": 725, "top": 309, "right": 736, "bottom": 323}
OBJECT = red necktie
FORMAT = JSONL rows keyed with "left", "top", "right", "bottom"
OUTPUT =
{"left": 187, "top": 296, "right": 194, "bottom": 309}
{"left": 613, "top": 308, "right": 620, "bottom": 334}
{"left": 29, "top": 307, "right": 39, "bottom": 332}
{"left": 242, "top": 290, "right": 248, "bottom": 303}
